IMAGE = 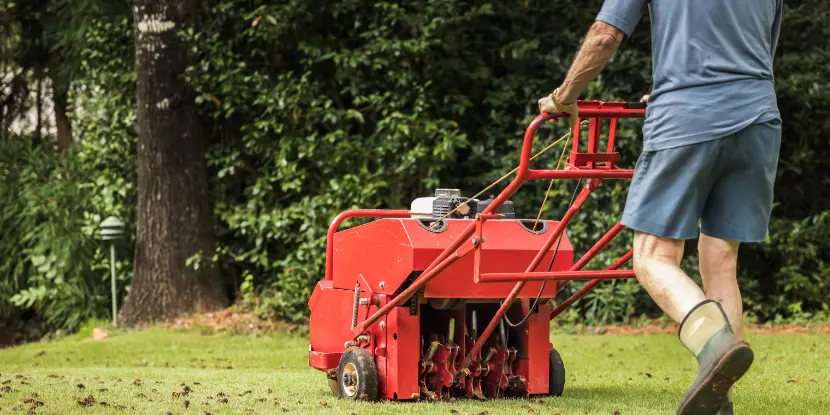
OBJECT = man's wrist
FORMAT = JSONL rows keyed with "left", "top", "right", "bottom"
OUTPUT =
{"left": 553, "top": 86, "right": 577, "bottom": 105}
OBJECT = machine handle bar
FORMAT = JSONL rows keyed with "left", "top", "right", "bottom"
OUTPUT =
{"left": 479, "top": 100, "right": 645, "bottom": 216}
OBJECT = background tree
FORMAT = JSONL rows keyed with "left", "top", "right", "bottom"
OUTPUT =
{"left": 0, "top": 0, "right": 129, "bottom": 150}
{"left": 118, "top": 0, "right": 227, "bottom": 325}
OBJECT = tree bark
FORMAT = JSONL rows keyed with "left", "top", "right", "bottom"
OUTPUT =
{"left": 35, "top": 78, "right": 42, "bottom": 142}
{"left": 120, "top": 0, "right": 227, "bottom": 326}
{"left": 54, "top": 91, "right": 72, "bottom": 152}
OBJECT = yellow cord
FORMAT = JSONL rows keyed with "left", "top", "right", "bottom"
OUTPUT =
{"left": 533, "top": 130, "right": 572, "bottom": 228}
{"left": 428, "top": 121, "right": 582, "bottom": 229}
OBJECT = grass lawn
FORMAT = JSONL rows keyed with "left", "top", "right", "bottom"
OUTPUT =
{"left": 1, "top": 326, "right": 829, "bottom": 414}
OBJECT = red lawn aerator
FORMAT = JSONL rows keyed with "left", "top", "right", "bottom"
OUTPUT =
{"left": 308, "top": 100, "right": 646, "bottom": 401}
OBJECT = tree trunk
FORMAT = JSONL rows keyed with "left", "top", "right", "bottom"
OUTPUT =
{"left": 35, "top": 78, "right": 42, "bottom": 142}
{"left": 120, "top": 0, "right": 227, "bottom": 326}
{"left": 54, "top": 91, "right": 72, "bottom": 152}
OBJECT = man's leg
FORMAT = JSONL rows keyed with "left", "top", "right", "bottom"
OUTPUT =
{"left": 622, "top": 139, "right": 755, "bottom": 415}
{"left": 698, "top": 234, "right": 742, "bottom": 415}
{"left": 632, "top": 232, "right": 706, "bottom": 322}
{"left": 633, "top": 231, "right": 751, "bottom": 415}
{"left": 699, "top": 234, "right": 742, "bottom": 336}
{"left": 694, "top": 119, "right": 782, "bottom": 414}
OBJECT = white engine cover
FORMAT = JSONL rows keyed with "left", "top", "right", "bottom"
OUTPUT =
{"left": 410, "top": 197, "right": 437, "bottom": 219}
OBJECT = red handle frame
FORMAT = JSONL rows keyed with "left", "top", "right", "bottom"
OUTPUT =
{"left": 339, "top": 101, "right": 646, "bottom": 356}
{"left": 463, "top": 101, "right": 644, "bottom": 365}
{"left": 480, "top": 100, "right": 645, "bottom": 217}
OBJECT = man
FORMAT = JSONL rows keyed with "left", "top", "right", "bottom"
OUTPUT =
{"left": 538, "top": 1, "right": 783, "bottom": 414}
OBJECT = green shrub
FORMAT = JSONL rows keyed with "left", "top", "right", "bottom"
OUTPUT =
{"left": 0, "top": 15, "right": 136, "bottom": 332}
{"left": 2, "top": 1, "right": 828, "bottom": 329}
{"left": 0, "top": 137, "right": 129, "bottom": 330}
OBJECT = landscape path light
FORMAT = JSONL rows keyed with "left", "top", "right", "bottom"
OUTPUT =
{"left": 100, "top": 216, "right": 125, "bottom": 326}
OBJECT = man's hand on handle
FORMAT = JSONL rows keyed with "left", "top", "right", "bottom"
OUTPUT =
{"left": 538, "top": 88, "right": 579, "bottom": 127}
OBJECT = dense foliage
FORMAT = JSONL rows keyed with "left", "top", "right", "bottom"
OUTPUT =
{"left": 2, "top": 0, "right": 828, "bottom": 332}
{"left": 0, "top": 10, "right": 135, "bottom": 334}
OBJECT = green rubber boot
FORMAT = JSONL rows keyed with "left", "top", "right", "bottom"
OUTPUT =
{"left": 676, "top": 300, "right": 753, "bottom": 415}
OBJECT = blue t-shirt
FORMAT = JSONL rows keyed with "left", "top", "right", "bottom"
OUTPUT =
{"left": 596, "top": 0, "right": 783, "bottom": 151}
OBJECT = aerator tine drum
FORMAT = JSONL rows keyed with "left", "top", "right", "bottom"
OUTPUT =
{"left": 308, "top": 100, "right": 647, "bottom": 401}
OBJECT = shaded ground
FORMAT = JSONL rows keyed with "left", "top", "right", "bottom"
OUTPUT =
{"left": 0, "top": 327, "right": 828, "bottom": 414}
{"left": 0, "top": 312, "right": 46, "bottom": 348}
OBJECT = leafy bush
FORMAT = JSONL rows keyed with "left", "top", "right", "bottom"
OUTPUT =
{"left": 0, "top": 136, "right": 131, "bottom": 330}
{"left": 0, "top": 15, "right": 136, "bottom": 332}
{"left": 2, "top": 0, "right": 828, "bottom": 329}
{"left": 188, "top": 0, "right": 829, "bottom": 324}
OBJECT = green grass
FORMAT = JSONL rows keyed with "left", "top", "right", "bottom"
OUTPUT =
{"left": 1, "top": 327, "right": 828, "bottom": 414}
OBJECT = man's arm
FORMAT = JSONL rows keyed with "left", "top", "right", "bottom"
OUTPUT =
{"left": 539, "top": 21, "right": 625, "bottom": 114}
{"left": 556, "top": 21, "right": 625, "bottom": 103}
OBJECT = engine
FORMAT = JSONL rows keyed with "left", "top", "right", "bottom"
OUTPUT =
{"left": 410, "top": 188, "right": 515, "bottom": 220}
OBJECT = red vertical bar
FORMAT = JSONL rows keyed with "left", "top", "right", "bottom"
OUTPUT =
{"left": 588, "top": 118, "right": 599, "bottom": 153}
{"left": 571, "top": 117, "right": 581, "bottom": 154}
{"left": 387, "top": 307, "right": 420, "bottom": 400}
{"left": 526, "top": 303, "right": 551, "bottom": 394}
{"left": 473, "top": 216, "right": 484, "bottom": 282}
{"left": 606, "top": 118, "right": 617, "bottom": 154}
{"left": 588, "top": 118, "right": 600, "bottom": 169}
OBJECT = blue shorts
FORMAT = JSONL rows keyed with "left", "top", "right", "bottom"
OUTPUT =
{"left": 621, "top": 119, "right": 782, "bottom": 242}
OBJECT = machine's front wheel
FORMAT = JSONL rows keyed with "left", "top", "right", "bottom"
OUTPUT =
{"left": 337, "top": 347, "right": 379, "bottom": 400}
{"left": 548, "top": 347, "right": 566, "bottom": 396}
{"left": 327, "top": 377, "right": 339, "bottom": 396}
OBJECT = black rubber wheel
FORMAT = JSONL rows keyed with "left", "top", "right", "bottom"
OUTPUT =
{"left": 327, "top": 377, "right": 339, "bottom": 396}
{"left": 337, "top": 346, "right": 379, "bottom": 400}
{"left": 548, "top": 347, "right": 566, "bottom": 396}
